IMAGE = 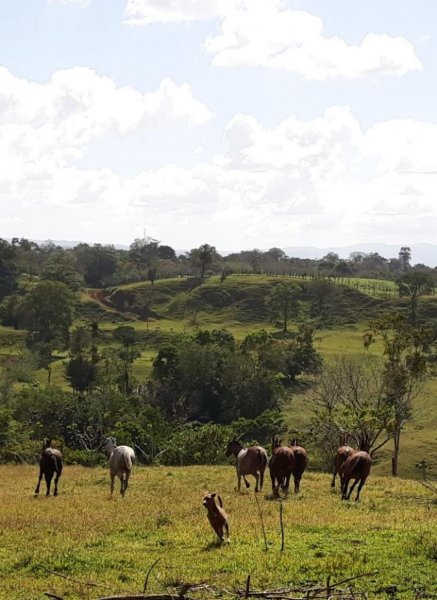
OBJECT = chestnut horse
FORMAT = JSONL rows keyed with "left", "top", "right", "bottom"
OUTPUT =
{"left": 269, "top": 437, "right": 293, "bottom": 497}
{"left": 289, "top": 439, "right": 307, "bottom": 493}
{"left": 225, "top": 439, "right": 268, "bottom": 492}
{"left": 341, "top": 450, "right": 372, "bottom": 501}
{"left": 331, "top": 434, "right": 356, "bottom": 489}
{"left": 34, "top": 438, "right": 63, "bottom": 497}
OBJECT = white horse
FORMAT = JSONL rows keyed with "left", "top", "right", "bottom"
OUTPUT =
{"left": 103, "top": 437, "right": 136, "bottom": 497}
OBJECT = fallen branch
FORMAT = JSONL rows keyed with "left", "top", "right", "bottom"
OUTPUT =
{"left": 45, "top": 593, "right": 198, "bottom": 600}
{"left": 143, "top": 558, "right": 161, "bottom": 593}
{"left": 40, "top": 565, "right": 131, "bottom": 593}
{"left": 279, "top": 501, "right": 285, "bottom": 552}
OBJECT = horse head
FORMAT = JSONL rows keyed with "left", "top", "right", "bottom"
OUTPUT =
{"left": 42, "top": 438, "right": 52, "bottom": 450}
{"left": 102, "top": 436, "right": 117, "bottom": 458}
{"left": 225, "top": 439, "right": 242, "bottom": 457}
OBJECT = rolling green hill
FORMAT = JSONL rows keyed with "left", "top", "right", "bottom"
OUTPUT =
{"left": 1, "top": 274, "right": 437, "bottom": 478}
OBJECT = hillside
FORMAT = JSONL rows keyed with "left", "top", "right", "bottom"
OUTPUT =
{"left": 1, "top": 274, "right": 437, "bottom": 478}
{"left": 79, "top": 275, "right": 437, "bottom": 478}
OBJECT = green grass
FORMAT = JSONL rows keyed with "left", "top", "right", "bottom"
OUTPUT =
{"left": 0, "top": 466, "right": 435, "bottom": 600}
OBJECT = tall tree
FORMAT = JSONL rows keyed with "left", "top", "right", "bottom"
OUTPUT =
{"left": 398, "top": 246, "right": 412, "bottom": 271}
{"left": 363, "top": 313, "right": 433, "bottom": 476}
{"left": 74, "top": 243, "right": 119, "bottom": 287}
{"left": 396, "top": 270, "right": 434, "bottom": 325}
{"left": 189, "top": 244, "right": 218, "bottom": 278}
{"left": 309, "top": 357, "right": 393, "bottom": 468}
{"left": 17, "top": 280, "right": 74, "bottom": 347}
{"left": 268, "top": 283, "right": 301, "bottom": 333}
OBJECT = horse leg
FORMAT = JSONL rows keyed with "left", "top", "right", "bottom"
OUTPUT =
{"left": 259, "top": 468, "right": 265, "bottom": 492}
{"left": 243, "top": 475, "right": 250, "bottom": 489}
{"left": 35, "top": 467, "right": 43, "bottom": 496}
{"left": 270, "top": 472, "right": 277, "bottom": 497}
{"left": 110, "top": 474, "right": 115, "bottom": 495}
{"left": 341, "top": 476, "right": 349, "bottom": 500}
{"left": 331, "top": 467, "right": 337, "bottom": 488}
{"left": 45, "top": 473, "right": 52, "bottom": 497}
{"left": 123, "top": 471, "right": 131, "bottom": 496}
{"left": 354, "top": 477, "right": 366, "bottom": 501}
{"left": 53, "top": 471, "right": 61, "bottom": 496}
{"left": 283, "top": 473, "right": 291, "bottom": 496}
{"left": 347, "top": 478, "right": 359, "bottom": 501}
{"left": 293, "top": 473, "right": 300, "bottom": 494}
{"left": 119, "top": 474, "right": 125, "bottom": 496}
{"left": 254, "top": 472, "right": 260, "bottom": 492}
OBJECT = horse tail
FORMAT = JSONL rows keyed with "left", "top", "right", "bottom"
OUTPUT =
{"left": 51, "top": 453, "right": 61, "bottom": 474}
{"left": 124, "top": 451, "right": 133, "bottom": 472}
{"left": 260, "top": 449, "right": 268, "bottom": 472}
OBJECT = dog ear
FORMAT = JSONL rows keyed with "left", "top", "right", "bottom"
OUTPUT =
{"left": 211, "top": 492, "right": 216, "bottom": 498}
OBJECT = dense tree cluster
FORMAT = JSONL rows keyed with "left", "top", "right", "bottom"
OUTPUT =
{"left": 0, "top": 236, "right": 436, "bottom": 469}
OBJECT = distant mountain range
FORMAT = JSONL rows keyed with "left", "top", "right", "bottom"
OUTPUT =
{"left": 21, "top": 240, "right": 437, "bottom": 268}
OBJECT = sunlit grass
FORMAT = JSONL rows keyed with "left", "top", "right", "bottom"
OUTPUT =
{"left": 0, "top": 466, "right": 435, "bottom": 600}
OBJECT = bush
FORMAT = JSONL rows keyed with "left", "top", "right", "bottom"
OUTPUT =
{"left": 158, "top": 422, "right": 233, "bottom": 466}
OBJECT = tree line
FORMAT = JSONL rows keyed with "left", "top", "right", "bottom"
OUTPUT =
{"left": 1, "top": 238, "right": 436, "bottom": 293}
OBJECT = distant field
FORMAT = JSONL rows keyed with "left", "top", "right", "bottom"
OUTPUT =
{"left": 0, "top": 465, "right": 435, "bottom": 600}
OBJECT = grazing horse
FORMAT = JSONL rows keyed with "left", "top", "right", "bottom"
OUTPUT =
{"left": 34, "top": 438, "right": 63, "bottom": 497}
{"left": 225, "top": 439, "right": 268, "bottom": 493}
{"left": 331, "top": 434, "right": 356, "bottom": 489}
{"left": 289, "top": 439, "right": 307, "bottom": 493}
{"left": 269, "top": 437, "right": 293, "bottom": 497}
{"left": 103, "top": 437, "right": 136, "bottom": 497}
{"left": 341, "top": 450, "right": 372, "bottom": 501}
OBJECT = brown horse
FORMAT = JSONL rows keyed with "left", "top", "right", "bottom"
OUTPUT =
{"left": 331, "top": 434, "right": 356, "bottom": 489}
{"left": 289, "top": 439, "right": 307, "bottom": 493}
{"left": 269, "top": 437, "right": 294, "bottom": 497}
{"left": 332, "top": 433, "right": 371, "bottom": 490}
{"left": 34, "top": 438, "right": 63, "bottom": 497}
{"left": 341, "top": 450, "right": 372, "bottom": 501}
{"left": 225, "top": 439, "right": 268, "bottom": 492}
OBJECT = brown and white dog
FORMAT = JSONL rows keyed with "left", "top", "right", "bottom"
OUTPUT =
{"left": 202, "top": 492, "right": 230, "bottom": 543}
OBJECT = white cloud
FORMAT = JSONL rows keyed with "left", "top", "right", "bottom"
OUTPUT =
{"left": 124, "top": 0, "right": 221, "bottom": 25}
{"left": 48, "top": 0, "right": 94, "bottom": 7}
{"left": 0, "top": 66, "right": 213, "bottom": 171}
{"left": 205, "top": 1, "right": 422, "bottom": 79}
{"left": 2, "top": 63, "right": 437, "bottom": 248}
{"left": 115, "top": 107, "right": 437, "bottom": 247}
{"left": 120, "top": 0, "right": 423, "bottom": 79}
{"left": 0, "top": 65, "right": 214, "bottom": 241}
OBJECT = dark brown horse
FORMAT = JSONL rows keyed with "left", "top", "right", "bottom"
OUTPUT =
{"left": 331, "top": 434, "right": 356, "bottom": 489}
{"left": 341, "top": 450, "right": 372, "bottom": 501}
{"left": 34, "top": 438, "right": 63, "bottom": 497}
{"left": 225, "top": 439, "right": 268, "bottom": 492}
{"left": 331, "top": 432, "right": 372, "bottom": 489}
{"left": 289, "top": 439, "right": 307, "bottom": 493}
{"left": 269, "top": 437, "right": 294, "bottom": 497}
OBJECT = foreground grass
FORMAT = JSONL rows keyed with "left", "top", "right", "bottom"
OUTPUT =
{"left": 0, "top": 466, "right": 436, "bottom": 600}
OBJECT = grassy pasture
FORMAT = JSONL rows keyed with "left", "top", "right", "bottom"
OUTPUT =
{"left": 0, "top": 465, "right": 436, "bottom": 600}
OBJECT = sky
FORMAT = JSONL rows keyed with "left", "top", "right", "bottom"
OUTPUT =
{"left": 1, "top": 0, "right": 437, "bottom": 251}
